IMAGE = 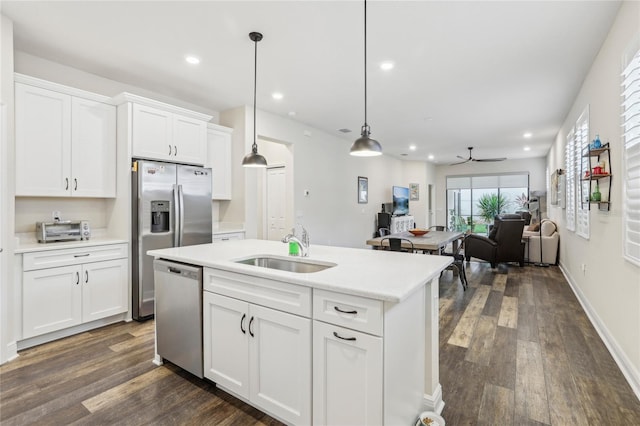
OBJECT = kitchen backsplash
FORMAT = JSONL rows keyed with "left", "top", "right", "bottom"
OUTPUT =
{"left": 14, "top": 197, "right": 110, "bottom": 233}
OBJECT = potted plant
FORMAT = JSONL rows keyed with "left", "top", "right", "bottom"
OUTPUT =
{"left": 476, "top": 193, "right": 511, "bottom": 224}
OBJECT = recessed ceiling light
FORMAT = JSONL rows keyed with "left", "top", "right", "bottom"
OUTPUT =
{"left": 428, "top": 154, "right": 435, "bottom": 160}
{"left": 524, "top": 146, "right": 531, "bottom": 151}
{"left": 380, "top": 61, "right": 394, "bottom": 71}
{"left": 523, "top": 132, "right": 532, "bottom": 138}
{"left": 272, "top": 92, "right": 283, "bottom": 100}
{"left": 409, "top": 144, "right": 417, "bottom": 151}
{"left": 185, "top": 55, "right": 200, "bottom": 65}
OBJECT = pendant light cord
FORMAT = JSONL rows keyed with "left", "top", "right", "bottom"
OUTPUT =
{"left": 253, "top": 36, "right": 258, "bottom": 152}
{"left": 363, "top": 0, "right": 368, "bottom": 129}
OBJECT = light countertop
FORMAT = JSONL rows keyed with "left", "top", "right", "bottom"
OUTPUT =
{"left": 148, "top": 239, "right": 452, "bottom": 303}
{"left": 15, "top": 231, "right": 128, "bottom": 254}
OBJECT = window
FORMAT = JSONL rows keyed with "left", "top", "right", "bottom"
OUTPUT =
{"left": 446, "top": 173, "right": 529, "bottom": 233}
{"left": 565, "top": 128, "right": 576, "bottom": 232}
{"left": 623, "top": 47, "right": 640, "bottom": 265}
{"left": 576, "top": 107, "right": 590, "bottom": 239}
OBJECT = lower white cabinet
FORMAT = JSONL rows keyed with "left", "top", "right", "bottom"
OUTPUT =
{"left": 312, "top": 320, "right": 383, "bottom": 426}
{"left": 203, "top": 291, "right": 311, "bottom": 425}
{"left": 22, "top": 243, "right": 128, "bottom": 339}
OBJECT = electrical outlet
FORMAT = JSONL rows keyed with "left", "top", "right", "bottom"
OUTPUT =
{"left": 52, "top": 211, "right": 61, "bottom": 222}
{"left": 581, "top": 263, "right": 587, "bottom": 275}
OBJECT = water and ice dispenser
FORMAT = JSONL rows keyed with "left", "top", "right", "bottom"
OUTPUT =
{"left": 151, "top": 200, "right": 170, "bottom": 233}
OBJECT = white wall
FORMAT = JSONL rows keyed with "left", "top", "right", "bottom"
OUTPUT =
{"left": 546, "top": 1, "right": 640, "bottom": 396}
{"left": 434, "top": 157, "right": 547, "bottom": 226}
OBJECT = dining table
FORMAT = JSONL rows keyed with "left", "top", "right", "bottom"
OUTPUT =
{"left": 366, "top": 230, "right": 465, "bottom": 254}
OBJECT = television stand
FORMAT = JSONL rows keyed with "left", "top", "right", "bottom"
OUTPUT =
{"left": 391, "top": 215, "right": 415, "bottom": 233}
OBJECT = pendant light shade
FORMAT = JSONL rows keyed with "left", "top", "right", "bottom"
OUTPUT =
{"left": 350, "top": 0, "right": 382, "bottom": 157}
{"left": 243, "top": 31, "right": 268, "bottom": 168}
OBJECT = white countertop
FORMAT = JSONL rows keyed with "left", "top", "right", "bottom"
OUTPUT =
{"left": 148, "top": 239, "right": 452, "bottom": 303}
{"left": 15, "top": 236, "right": 128, "bottom": 254}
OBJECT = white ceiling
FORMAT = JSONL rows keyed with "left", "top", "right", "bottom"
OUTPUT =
{"left": 1, "top": 1, "right": 621, "bottom": 164}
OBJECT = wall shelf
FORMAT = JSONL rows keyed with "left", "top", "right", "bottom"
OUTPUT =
{"left": 580, "top": 142, "right": 612, "bottom": 211}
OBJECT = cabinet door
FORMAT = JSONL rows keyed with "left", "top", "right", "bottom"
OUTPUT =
{"left": 132, "top": 103, "right": 173, "bottom": 161}
{"left": 203, "top": 292, "right": 250, "bottom": 399}
{"left": 173, "top": 115, "right": 206, "bottom": 165}
{"left": 249, "top": 304, "right": 311, "bottom": 425}
{"left": 81, "top": 259, "right": 128, "bottom": 322}
{"left": 15, "top": 83, "right": 72, "bottom": 196}
{"left": 207, "top": 128, "right": 232, "bottom": 199}
{"left": 71, "top": 98, "right": 117, "bottom": 197}
{"left": 313, "top": 321, "right": 383, "bottom": 426}
{"left": 23, "top": 265, "right": 82, "bottom": 339}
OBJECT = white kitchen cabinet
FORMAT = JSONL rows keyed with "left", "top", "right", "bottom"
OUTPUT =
{"left": 206, "top": 124, "right": 233, "bottom": 200}
{"left": 312, "top": 320, "right": 383, "bottom": 426}
{"left": 15, "top": 77, "right": 116, "bottom": 197}
{"left": 203, "top": 270, "right": 311, "bottom": 426}
{"left": 123, "top": 96, "right": 209, "bottom": 165}
{"left": 21, "top": 243, "right": 128, "bottom": 339}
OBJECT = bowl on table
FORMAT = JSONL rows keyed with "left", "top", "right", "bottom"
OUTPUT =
{"left": 417, "top": 411, "right": 445, "bottom": 426}
{"left": 408, "top": 228, "right": 429, "bottom": 236}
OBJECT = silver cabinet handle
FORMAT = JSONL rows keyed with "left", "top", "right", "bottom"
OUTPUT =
{"left": 74, "top": 178, "right": 78, "bottom": 191}
{"left": 174, "top": 145, "right": 177, "bottom": 156}
{"left": 249, "top": 316, "right": 255, "bottom": 337}
{"left": 74, "top": 253, "right": 90, "bottom": 258}
{"left": 333, "top": 331, "right": 356, "bottom": 341}
{"left": 334, "top": 306, "right": 358, "bottom": 315}
{"left": 85, "top": 270, "right": 89, "bottom": 283}
{"left": 65, "top": 178, "right": 69, "bottom": 190}
{"left": 169, "top": 144, "right": 172, "bottom": 155}
{"left": 75, "top": 272, "right": 79, "bottom": 285}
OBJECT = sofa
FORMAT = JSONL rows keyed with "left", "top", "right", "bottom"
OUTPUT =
{"left": 464, "top": 215, "right": 526, "bottom": 267}
{"left": 522, "top": 219, "right": 559, "bottom": 265}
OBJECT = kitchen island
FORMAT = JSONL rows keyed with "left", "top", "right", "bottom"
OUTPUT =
{"left": 148, "top": 239, "right": 451, "bottom": 425}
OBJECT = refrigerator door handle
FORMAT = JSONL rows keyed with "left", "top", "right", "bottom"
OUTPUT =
{"left": 178, "top": 184, "right": 185, "bottom": 247}
{"left": 173, "top": 184, "right": 180, "bottom": 247}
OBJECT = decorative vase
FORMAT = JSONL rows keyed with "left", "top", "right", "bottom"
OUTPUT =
{"left": 591, "top": 183, "right": 601, "bottom": 202}
{"left": 593, "top": 134, "right": 602, "bottom": 149}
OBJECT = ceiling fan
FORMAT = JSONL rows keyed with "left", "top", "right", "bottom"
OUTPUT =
{"left": 450, "top": 147, "right": 507, "bottom": 165}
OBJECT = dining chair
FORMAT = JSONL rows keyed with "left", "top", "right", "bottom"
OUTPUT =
{"left": 429, "top": 225, "right": 448, "bottom": 231}
{"left": 380, "top": 237, "right": 414, "bottom": 253}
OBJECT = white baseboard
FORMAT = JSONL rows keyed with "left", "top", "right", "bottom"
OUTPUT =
{"left": 558, "top": 261, "right": 640, "bottom": 401}
{"left": 423, "top": 383, "right": 445, "bottom": 415}
{"left": 1, "top": 341, "right": 19, "bottom": 365}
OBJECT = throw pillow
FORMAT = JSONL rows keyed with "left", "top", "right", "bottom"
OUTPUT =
{"left": 529, "top": 223, "right": 540, "bottom": 232}
{"left": 541, "top": 220, "right": 557, "bottom": 236}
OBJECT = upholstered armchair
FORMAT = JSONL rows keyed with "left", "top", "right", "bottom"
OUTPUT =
{"left": 523, "top": 219, "right": 559, "bottom": 264}
{"left": 464, "top": 216, "right": 526, "bottom": 267}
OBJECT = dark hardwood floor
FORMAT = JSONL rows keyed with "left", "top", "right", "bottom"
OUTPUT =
{"left": 2, "top": 262, "right": 639, "bottom": 425}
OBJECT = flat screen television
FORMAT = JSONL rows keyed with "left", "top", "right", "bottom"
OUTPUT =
{"left": 392, "top": 186, "right": 409, "bottom": 215}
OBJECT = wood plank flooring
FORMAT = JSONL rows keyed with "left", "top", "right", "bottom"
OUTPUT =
{"left": 1, "top": 262, "right": 639, "bottom": 425}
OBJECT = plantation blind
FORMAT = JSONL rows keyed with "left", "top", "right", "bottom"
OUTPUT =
{"left": 623, "top": 48, "right": 640, "bottom": 265}
{"left": 576, "top": 107, "right": 590, "bottom": 240}
{"left": 565, "top": 128, "right": 576, "bottom": 232}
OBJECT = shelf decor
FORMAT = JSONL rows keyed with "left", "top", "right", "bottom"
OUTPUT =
{"left": 358, "top": 176, "right": 368, "bottom": 204}
{"left": 581, "top": 141, "right": 612, "bottom": 211}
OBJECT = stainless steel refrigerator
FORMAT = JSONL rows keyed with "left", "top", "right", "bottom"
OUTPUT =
{"left": 131, "top": 159, "right": 212, "bottom": 320}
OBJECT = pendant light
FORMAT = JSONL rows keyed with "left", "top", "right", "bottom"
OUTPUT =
{"left": 242, "top": 31, "right": 268, "bottom": 167}
{"left": 350, "top": 0, "right": 382, "bottom": 157}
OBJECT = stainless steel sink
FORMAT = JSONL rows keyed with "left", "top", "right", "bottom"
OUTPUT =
{"left": 235, "top": 256, "right": 336, "bottom": 273}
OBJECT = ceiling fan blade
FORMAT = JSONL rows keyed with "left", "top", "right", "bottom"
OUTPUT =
{"left": 473, "top": 157, "right": 507, "bottom": 162}
{"left": 456, "top": 155, "right": 467, "bottom": 160}
{"left": 449, "top": 158, "right": 471, "bottom": 165}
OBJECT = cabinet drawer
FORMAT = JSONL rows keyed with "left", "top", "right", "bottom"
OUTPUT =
{"left": 204, "top": 268, "right": 311, "bottom": 317}
{"left": 23, "top": 243, "right": 128, "bottom": 271}
{"left": 313, "top": 289, "right": 383, "bottom": 336}
{"left": 213, "top": 232, "right": 245, "bottom": 242}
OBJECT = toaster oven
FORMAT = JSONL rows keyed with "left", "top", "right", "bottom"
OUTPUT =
{"left": 36, "top": 220, "right": 91, "bottom": 243}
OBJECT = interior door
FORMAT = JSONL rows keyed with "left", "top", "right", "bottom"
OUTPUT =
{"left": 266, "top": 167, "right": 286, "bottom": 241}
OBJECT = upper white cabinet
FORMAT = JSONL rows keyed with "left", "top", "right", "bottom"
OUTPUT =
{"left": 15, "top": 76, "right": 116, "bottom": 197}
{"left": 116, "top": 93, "right": 211, "bottom": 165}
{"left": 206, "top": 123, "right": 233, "bottom": 200}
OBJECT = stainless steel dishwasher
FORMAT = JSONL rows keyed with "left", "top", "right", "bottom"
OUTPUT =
{"left": 154, "top": 259, "right": 203, "bottom": 378}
